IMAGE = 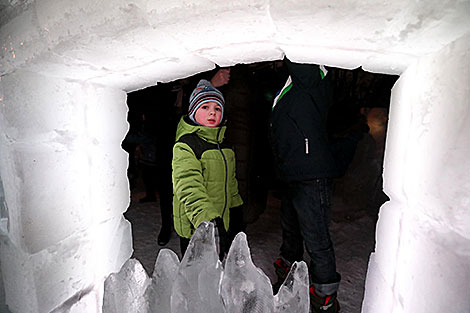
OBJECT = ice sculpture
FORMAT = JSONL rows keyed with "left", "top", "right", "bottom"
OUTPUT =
{"left": 221, "top": 232, "right": 274, "bottom": 313}
{"left": 102, "top": 259, "right": 150, "bottom": 313}
{"left": 170, "top": 221, "right": 225, "bottom": 313}
{"left": 146, "top": 249, "right": 180, "bottom": 313}
{"left": 274, "top": 261, "right": 309, "bottom": 313}
{"left": 102, "top": 222, "right": 309, "bottom": 313}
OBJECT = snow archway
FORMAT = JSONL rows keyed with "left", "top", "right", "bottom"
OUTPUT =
{"left": 0, "top": 1, "right": 469, "bottom": 312}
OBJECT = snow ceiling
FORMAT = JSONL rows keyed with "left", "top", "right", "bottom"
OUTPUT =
{"left": 1, "top": 0, "right": 468, "bottom": 90}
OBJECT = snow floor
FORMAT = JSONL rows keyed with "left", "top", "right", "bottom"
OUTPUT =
{"left": 124, "top": 185, "right": 377, "bottom": 313}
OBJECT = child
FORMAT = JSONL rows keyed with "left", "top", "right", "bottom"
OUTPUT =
{"left": 172, "top": 79, "right": 243, "bottom": 259}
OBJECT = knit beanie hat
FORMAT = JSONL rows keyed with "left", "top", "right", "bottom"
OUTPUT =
{"left": 188, "top": 79, "right": 225, "bottom": 125}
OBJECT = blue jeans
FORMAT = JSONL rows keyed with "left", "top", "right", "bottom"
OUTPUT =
{"left": 280, "top": 179, "right": 340, "bottom": 287}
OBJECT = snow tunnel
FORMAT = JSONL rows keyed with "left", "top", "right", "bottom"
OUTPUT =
{"left": 0, "top": 1, "right": 469, "bottom": 312}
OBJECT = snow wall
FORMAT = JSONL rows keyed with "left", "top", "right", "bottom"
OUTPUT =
{"left": 0, "top": 1, "right": 469, "bottom": 312}
{"left": 362, "top": 34, "right": 470, "bottom": 313}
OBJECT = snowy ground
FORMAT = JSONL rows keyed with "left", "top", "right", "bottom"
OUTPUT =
{"left": 125, "top": 185, "right": 377, "bottom": 313}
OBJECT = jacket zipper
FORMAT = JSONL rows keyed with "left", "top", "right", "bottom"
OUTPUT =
{"left": 287, "top": 114, "right": 309, "bottom": 155}
{"left": 216, "top": 127, "right": 229, "bottom": 220}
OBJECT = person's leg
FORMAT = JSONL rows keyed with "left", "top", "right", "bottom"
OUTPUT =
{"left": 291, "top": 179, "right": 338, "bottom": 284}
{"left": 140, "top": 163, "right": 157, "bottom": 202}
{"left": 279, "top": 186, "right": 305, "bottom": 262}
{"left": 156, "top": 164, "right": 173, "bottom": 246}
{"left": 179, "top": 236, "right": 190, "bottom": 257}
{"left": 273, "top": 185, "right": 305, "bottom": 293}
{"left": 228, "top": 205, "right": 245, "bottom": 243}
{"left": 290, "top": 179, "right": 340, "bottom": 312}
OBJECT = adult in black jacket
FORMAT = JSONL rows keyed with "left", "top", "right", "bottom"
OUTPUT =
{"left": 271, "top": 58, "right": 341, "bottom": 313}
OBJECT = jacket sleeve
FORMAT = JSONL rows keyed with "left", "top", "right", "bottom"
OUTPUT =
{"left": 172, "top": 142, "right": 220, "bottom": 228}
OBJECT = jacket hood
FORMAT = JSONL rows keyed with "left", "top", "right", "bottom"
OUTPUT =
{"left": 175, "top": 116, "right": 226, "bottom": 144}
{"left": 285, "top": 57, "right": 322, "bottom": 90}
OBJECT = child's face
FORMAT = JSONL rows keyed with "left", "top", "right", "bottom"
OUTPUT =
{"left": 194, "top": 101, "right": 222, "bottom": 127}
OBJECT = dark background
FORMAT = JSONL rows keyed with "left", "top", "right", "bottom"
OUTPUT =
{"left": 123, "top": 61, "right": 398, "bottom": 225}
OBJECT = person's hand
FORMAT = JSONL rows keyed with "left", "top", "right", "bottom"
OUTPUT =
{"left": 212, "top": 217, "right": 229, "bottom": 261}
{"left": 210, "top": 68, "right": 231, "bottom": 88}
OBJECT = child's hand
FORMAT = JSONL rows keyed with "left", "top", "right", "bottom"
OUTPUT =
{"left": 210, "top": 68, "right": 231, "bottom": 87}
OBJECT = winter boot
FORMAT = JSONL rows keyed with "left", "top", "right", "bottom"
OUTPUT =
{"left": 309, "top": 286, "right": 340, "bottom": 313}
{"left": 272, "top": 257, "right": 292, "bottom": 294}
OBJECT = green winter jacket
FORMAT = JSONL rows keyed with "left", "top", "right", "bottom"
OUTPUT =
{"left": 172, "top": 116, "right": 243, "bottom": 239}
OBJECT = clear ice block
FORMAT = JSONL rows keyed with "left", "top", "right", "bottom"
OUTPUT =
{"left": 170, "top": 221, "right": 225, "bottom": 313}
{"left": 221, "top": 232, "right": 274, "bottom": 313}
{"left": 102, "top": 258, "right": 150, "bottom": 313}
{"left": 274, "top": 261, "right": 309, "bottom": 313}
{"left": 146, "top": 249, "right": 180, "bottom": 313}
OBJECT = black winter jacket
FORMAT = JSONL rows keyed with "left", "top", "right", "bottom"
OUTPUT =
{"left": 271, "top": 58, "right": 339, "bottom": 182}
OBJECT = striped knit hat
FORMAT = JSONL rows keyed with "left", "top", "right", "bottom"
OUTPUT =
{"left": 188, "top": 79, "right": 225, "bottom": 125}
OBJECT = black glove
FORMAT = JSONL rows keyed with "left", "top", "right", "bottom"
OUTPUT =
{"left": 212, "top": 217, "right": 229, "bottom": 261}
